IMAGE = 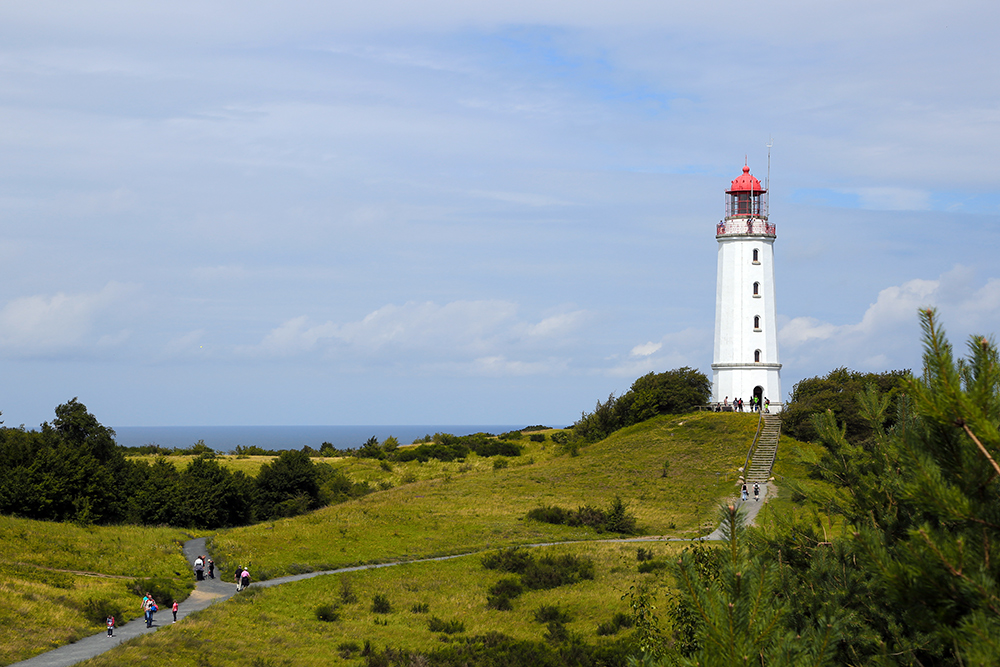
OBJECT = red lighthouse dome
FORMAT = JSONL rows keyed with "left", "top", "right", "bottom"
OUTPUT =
{"left": 728, "top": 165, "right": 764, "bottom": 194}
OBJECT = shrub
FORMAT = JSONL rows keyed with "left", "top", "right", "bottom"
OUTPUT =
{"left": 339, "top": 577, "right": 358, "bottom": 604}
{"left": 486, "top": 577, "right": 524, "bottom": 611}
{"left": 82, "top": 597, "right": 123, "bottom": 626}
{"left": 636, "top": 547, "right": 654, "bottom": 562}
{"left": 637, "top": 559, "right": 669, "bottom": 574}
{"left": 315, "top": 604, "right": 340, "bottom": 622}
{"left": 525, "top": 497, "right": 639, "bottom": 535}
{"left": 411, "top": 602, "right": 429, "bottom": 613}
{"left": 526, "top": 505, "right": 572, "bottom": 525}
{"left": 427, "top": 616, "right": 466, "bottom": 634}
{"left": 528, "top": 433, "right": 545, "bottom": 442}
{"left": 549, "top": 431, "right": 569, "bottom": 445}
{"left": 486, "top": 594, "right": 514, "bottom": 611}
{"left": 337, "top": 641, "right": 360, "bottom": 658}
{"left": 534, "top": 604, "right": 572, "bottom": 624}
{"left": 596, "top": 612, "right": 634, "bottom": 636}
{"left": 371, "top": 593, "right": 392, "bottom": 614}
{"left": 521, "top": 554, "right": 595, "bottom": 590}
{"left": 488, "top": 578, "right": 524, "bottom": 599}
{"left": 603, "top": 495, "right": 637, "bottom": 534}
{"left": 492, "top": 458, "right": 509, "bottom": 470}
{"left": 379, "top": 460, "right": 392, "bottom": 471}
{"left": 481, "top": 548, "right": 533, "bottom": 574}
{"left": 543, "top": 621, "right": 569, "bottom": 644}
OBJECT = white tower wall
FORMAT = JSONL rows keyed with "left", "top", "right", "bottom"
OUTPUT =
{"left": 711, "top": 166, "right": 782, "bottom": 411}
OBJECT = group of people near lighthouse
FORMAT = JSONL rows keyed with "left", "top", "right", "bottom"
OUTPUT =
{"left": 718, "top": 395, "right": 769, "bottom": 412}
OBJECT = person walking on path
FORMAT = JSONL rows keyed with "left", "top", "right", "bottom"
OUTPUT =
{"left": 142, "top": 594, "right": 156, "bottom": 628}
{"left": 235, "top": 566, "right": 243, "bottom": 592}
{"left": 172, "top": 600, "right": 178, "bottom": 623}
{"left": 105, "top": 616, "right": 114, "bottom": 638}
{"left": 208, "top": 558, "right": 215, "bottom": 579}
{"left": 741, "top": 483, "right": 748, "bottom": 502}
{"left": 240, "top": 567, "right": 251, "bottom": 592}
{"left": 194, "top": 555, "right": 204, "bottom": 581}
{"left": 753, "top": 482, "right": 760, "bottom": 502}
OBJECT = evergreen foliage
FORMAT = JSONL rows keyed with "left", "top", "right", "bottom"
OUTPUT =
{"left": 632, "top": 310, "right": 1000, "bottom": 666}
{"left": 781, "top": 366, "right": 909, "bottom": 444}
{"left": 573, "top": 367, "right": 711, "bottom": 442}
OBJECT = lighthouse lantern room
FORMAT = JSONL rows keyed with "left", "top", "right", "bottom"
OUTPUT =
{"left": 712, "top": 164, "right": 782, "bottom": 411}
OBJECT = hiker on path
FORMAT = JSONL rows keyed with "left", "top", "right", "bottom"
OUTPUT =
{"left": 106, "top": 615, "right": 114, "bottom": 637}
{"left": 235, "top": 566, "right": 243, "bottom": 591}
{"left": 741, "top": 483, "right": 748, "bottom": 502}
{"left": 194, "top": 555, "right": 205, "bottom": 581}
{"left": 142, "top": 594, "right": 157, "bottom": 628}
{"left": 240, "top": 567, "right": 251, "bottom": 591}
{"left": 764, "top": 398, "right": 770, "bottom": 413}
{"left": 172, "top": 600, "right": 178, "bottom": 623}
{"left": 208, "top": 558, "right": 215, "bottom": 579}
{"left": 753, "top": 482, "right": 760, "bottom": 502}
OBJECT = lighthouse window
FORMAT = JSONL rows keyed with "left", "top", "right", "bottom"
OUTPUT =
{"left": 754, "top": 350, "right": 761, "bottom": 363}
{"left": 737, "top": 193, "right": 751, "bottom": 215}
{"left": 752, "top": 249, "right": 759, "bottom": 264}
{"left": 754, "top": 316, "right": 761, "bottom": 330}
{"left": 753, "top": 282, "right": 760, "bottom": 297}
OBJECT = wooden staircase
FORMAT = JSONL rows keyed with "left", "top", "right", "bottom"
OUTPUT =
{"left": 745, "top": 414, "right": 781, "bottom": 483}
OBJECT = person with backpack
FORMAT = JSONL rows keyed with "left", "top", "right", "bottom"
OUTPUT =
{"left": 208, "top": 558, "right": 215, "bottom": 579}
{"left": 194, "top": 555, "right": 205, "bottom": 581}
{"left": 106, "top": 615, "right": 115, "bottom": 637}
{"left": 753, "top": 482, "right": 760, "bottom": 502}
{"left": 142, "top": 593, "right": 157, "bottom": 628}
{"left": 240, "top": 567, "right": 251, "bottom": 591}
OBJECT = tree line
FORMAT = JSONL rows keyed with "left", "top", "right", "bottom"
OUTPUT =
{"left": 0, "top": 400, "right": 369, "bottom": 528}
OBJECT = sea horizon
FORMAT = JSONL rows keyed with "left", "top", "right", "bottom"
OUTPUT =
{"left": 111, "top": 424, "right": 555, "bottom": 452}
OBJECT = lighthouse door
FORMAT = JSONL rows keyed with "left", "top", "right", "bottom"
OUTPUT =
{"left": 753, "top": 385, "right": 764, "bottom": 408}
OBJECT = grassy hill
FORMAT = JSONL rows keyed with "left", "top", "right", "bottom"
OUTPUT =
{"left": 2, "top": 412, "right": 814, "bottom": 666}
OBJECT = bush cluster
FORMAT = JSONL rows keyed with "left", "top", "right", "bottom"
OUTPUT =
{"left": 361, "top": 632, "right": 631, "bottom": 667}
{"left": 525, "top": 496, "right": 638, "bottom": 535}
{"left": 482, "top": 548, "right": 595, "bottom": 611}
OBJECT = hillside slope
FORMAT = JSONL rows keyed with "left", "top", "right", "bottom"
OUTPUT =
{"left": 210, "top": 412, "right": 759, "bottom": 579}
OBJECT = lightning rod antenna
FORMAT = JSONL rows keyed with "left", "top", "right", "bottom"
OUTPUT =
{"left": 766, "top": 136, "right": 772, "bottom": 193}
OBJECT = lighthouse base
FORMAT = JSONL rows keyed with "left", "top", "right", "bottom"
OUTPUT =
{"left": 711, "top": 363, "right": 782, "bottom": 413}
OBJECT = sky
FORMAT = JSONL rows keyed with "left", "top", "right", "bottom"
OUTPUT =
{"left": 1, "top": 1, "right": 999, "bottom": 428}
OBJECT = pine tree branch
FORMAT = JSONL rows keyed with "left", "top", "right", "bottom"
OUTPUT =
{"left": 957, "top": 420, "right": 1000, "bottom": 479}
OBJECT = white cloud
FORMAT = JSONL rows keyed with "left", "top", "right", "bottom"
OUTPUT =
{"left": 630, "top": 341, "right": 661, "bottom": 356}
{"left": 779, "top": 266, "right": 1000, "bottom": 377}
{"left": 0, "top": 282, "right": 139, "bottom": 357}
{"left": 609, "top": 328, "right": 710, "bottom": 378}
{"left": 236, "top": 301, "right": 589, "bottom": 374}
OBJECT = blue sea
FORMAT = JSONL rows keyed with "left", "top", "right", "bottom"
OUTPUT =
{"left": 112, "top": 425, "right": 533, "bottom": 452}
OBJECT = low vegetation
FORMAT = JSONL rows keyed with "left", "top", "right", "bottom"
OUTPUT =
{"left": 0, "top": 517, "right": 192, "bottom": 664}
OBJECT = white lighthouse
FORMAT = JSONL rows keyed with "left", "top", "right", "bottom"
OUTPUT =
{"left": 712, "top": 164, "right": 782, "bottom": 411}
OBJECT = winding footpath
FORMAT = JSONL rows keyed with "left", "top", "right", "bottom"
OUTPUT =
{"left": 11, "top": 483, "right": 769, "bottom": 667}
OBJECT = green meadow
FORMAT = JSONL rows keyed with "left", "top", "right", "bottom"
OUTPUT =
{"left": 0, "top": 518, "right": 193, "bottom": 665}
{"left": 2, "top": 412, "right": 818, "bottom": 666}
